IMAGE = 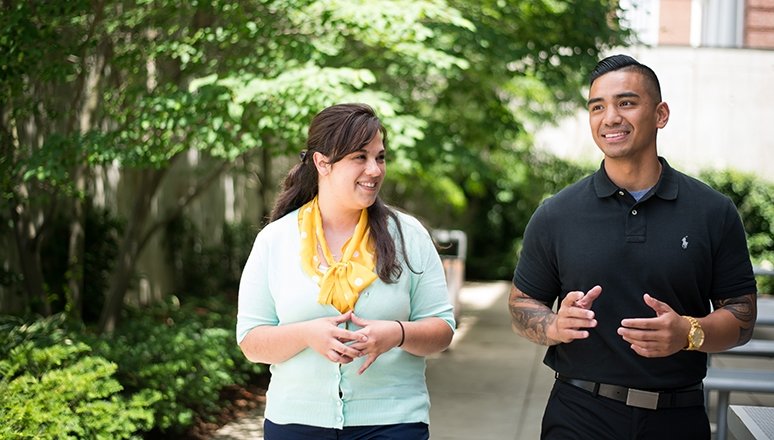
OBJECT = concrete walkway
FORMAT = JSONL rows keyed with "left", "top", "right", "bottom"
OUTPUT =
{"left": 211, "top": 281, "right": 774, "bottom": 440}
{"left": 425, "top": 281, "right": 552, "bottom": 440}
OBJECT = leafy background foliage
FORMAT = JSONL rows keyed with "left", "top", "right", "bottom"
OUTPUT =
{"left": 699, "top": 170, "right": 774, "bottom": 294}
{"left": 0, "top": 316, "right": 157, "bottom": 439}
{"left": 3, "top": 0, "right": 772, "bottom": 437}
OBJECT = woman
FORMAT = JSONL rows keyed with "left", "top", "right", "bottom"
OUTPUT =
{"left": 236, "top": 103, "right": 455, "bottom": 439}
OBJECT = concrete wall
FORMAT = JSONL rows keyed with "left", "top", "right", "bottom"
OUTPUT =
{"left": 89, "top": 150, "right": 281, "bottom": 306}
{"left": 533, "top": 46, "right": 774, "bottom": 181}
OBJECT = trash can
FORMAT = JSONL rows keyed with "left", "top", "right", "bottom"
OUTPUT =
{"left": 432, "top": 229, "right": 467, "bottom": 325}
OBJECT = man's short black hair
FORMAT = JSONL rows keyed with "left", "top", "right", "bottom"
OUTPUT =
{"left": 590, "top": 54, "right": 662, "bottom": 102}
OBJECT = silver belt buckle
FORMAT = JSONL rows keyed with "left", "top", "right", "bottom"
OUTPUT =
{"left": 626, "top": 388, "right": 659, "bottom": 409}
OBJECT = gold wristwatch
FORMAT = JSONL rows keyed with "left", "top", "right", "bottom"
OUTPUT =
{"left": 683, "top": 316, "right": 705, "bottom": 351}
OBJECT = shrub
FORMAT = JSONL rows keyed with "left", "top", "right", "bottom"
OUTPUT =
{"left": 164, "top": 218, "right": 256, "bottom": 298}
{"left": 0, "top": 338, "right": 157, "bottom": 439}
{"left": 89, "top": 297, "right": 266, "bottom": 435}
{"left": 0, "top": 299, "right": 266, "bottom": 438}
{"left": 700, "top": 170, "right": 774, "bottom": 294}
{"left": 28, "top": 203, "right": 123, "bottom": 322}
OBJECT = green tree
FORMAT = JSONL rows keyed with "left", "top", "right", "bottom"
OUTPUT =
{"left": 2, "top": 0, "right": 474, "bottom": 330}
{"left": 2, "top": 0, "right": 631, "bottom": 329}
{"left": 1, "top": 1, "right": 96, "bottom": 317}
{"left": 378, "top": 0, "right": 632, "bottom": 277}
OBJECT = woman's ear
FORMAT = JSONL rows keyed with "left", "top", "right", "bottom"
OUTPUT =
{"left": 313, "top": 151, "right": 331, "bottom": 176}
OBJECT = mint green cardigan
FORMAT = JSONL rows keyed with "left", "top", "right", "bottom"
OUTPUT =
{"left": 236, "top": 208, "right": 455, "bottom": 429}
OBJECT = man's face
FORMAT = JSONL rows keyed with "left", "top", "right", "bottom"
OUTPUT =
{"left": 587, "top": 70, "right": 669, "bottom": 161}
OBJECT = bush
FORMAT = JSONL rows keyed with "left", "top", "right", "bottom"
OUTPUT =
{"left": 700, "top": 170, "right": 774, "bottom": 294}
{"left": 0, "top": 319, "right": 157, "bottom": 439}
{"left": 0, "top": 296, "right": 267, "bottom": 438}
{"left": 164, "top": 218, "right": 256, "bottom": 298}
{"left": 89, "top": 297, "right": 266, "bottom": 435}
{"left": 82, "top": 204, "right": 124, "bottom": 323}
{"left": 22, "top": 203, "right": 123, "bottom": 322}
{"left": 391, "top": 149, "right": 592, "bottom": 280}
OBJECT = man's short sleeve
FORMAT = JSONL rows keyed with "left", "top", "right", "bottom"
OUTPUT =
{"left": 711, "top": 199, "right": 757, "bottom": 299}
{"left": 513, "top": 202, "right": 561, "bottom": 303}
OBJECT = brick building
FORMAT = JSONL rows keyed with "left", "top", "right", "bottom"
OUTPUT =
{"left": 626, "top": 0, "right": 774, "bottom": 49}
{"left": 534, "top": 1, "right": 774, "bottom": 181}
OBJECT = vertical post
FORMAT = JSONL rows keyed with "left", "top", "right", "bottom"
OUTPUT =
{"left": 716, "top": 391, "right": 730, "bottom": 440}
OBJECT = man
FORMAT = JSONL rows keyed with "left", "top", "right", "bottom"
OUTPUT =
{"left": 509, "top": 54, "right": 757, "bottom": 439}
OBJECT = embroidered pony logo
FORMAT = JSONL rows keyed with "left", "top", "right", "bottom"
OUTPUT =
{"left": 681, "top": 236, "right": 689, "bottom": 249}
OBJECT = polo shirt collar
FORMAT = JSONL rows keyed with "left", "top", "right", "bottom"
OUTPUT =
{"left": 593, "top": 157, "right": 678, "bottom": 200}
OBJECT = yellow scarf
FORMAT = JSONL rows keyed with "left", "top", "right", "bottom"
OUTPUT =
{"left": 298, "top": 197, "right": 378, "bottom": 313}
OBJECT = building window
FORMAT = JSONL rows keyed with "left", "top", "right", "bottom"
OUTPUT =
{"left": 697, "top": 0, "right": 745, "bottom": 47}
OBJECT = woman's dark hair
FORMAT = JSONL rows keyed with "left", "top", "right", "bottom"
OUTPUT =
{"left": 269, "top": 103, "right": 408, "bottom": 283}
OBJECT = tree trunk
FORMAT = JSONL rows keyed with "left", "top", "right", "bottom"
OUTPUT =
{"left": 258, "top": 144, "right": 272, "bottom": 222}
{"left": 67, "top": 44, "right": 105, "bottom": 321}
{"left": 10, "top": 202, "right": 51, "bottom": 316}
{"left": 98, "top": 168, "right": 163, "bottom": 333}
{"left": 66, "top": 173, "right": 85, "bottom": 321}
{"left": 96, "top": 155, "right": 236, "bottom": 333}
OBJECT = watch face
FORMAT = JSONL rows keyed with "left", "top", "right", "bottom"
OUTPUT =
{"left": 684, "top": 316, "right": 704, "bottom": 350}
{"left": 694, "top": 328, "right": 705, "bottom": 347}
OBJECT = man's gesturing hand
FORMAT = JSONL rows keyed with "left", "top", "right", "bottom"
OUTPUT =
{"left": 550, "top": 285, "right": 602, "bottom": 343}
{"left": 618, "top": 293, "right": 687, "bottom": 358}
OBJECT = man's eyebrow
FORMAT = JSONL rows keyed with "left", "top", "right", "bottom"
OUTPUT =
{"left": 615, "top": 92, "right": 641, "bottom": 100}
{"left": 587, "top": 91, "right": 641, "bottom": 107}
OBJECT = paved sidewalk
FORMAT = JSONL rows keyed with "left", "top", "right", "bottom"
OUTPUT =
{"left": 426, "top": 281, "right": 553, "bottom": 440}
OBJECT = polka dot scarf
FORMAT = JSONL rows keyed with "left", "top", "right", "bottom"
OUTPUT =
{"left": 298, "top": 196, "right": 378, "bottom": 313}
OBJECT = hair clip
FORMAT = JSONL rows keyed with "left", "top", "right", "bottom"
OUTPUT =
{"left": 300, "top": 147, "right": 317, "bottom": 162}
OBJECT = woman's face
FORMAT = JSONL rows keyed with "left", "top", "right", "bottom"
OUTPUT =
{"left": 318, "top": 132, "right": 386, "bottom": 212}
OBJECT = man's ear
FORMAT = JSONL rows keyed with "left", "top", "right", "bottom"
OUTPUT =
{"left": 656, "top": 101, "right": 670, "bottom": 129}
{"left": 313, "top": 151, "right": 330, "bottom": 175}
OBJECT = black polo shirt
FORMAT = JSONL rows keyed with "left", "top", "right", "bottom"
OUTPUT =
{"left": 513, "top": 157, "right": 757, "bottom": 389}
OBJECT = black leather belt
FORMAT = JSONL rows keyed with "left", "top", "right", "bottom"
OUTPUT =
{"left": 555, "top": 373, "right": 704, "bottom": 410}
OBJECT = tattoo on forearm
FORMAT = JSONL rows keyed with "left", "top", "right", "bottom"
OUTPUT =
{"left": 713, "top": 294, "right": 757, "bottom": 344}
{"left": 509, "top": 288, "right": 559, "bottom": 346}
